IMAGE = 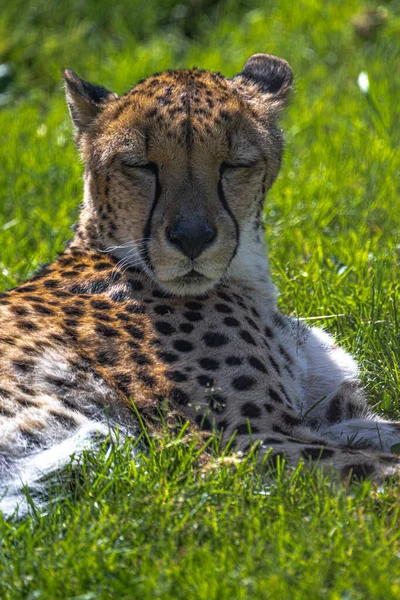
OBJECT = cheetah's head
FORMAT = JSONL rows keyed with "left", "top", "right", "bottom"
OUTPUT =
{"left": 64, "top": 54, "right": 292, "bottom": 296}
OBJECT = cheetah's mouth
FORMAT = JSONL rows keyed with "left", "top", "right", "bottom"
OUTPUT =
{"left": 168, "top": 269, "right": 211, "bottom": 286}
{"left": 182, "top": 269, "right": 205, "bottom": 281}
{"left": 158, "top": 267, "right": 218, "bottom": 296}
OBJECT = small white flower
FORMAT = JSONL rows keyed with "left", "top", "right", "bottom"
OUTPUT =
{"left": 37, "top": 124, "right": 47, "bottom": 137}
{"left": 357, "top": 71, "right": 370, "bottom": 95}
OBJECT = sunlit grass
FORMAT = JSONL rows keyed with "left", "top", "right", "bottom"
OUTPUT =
{"left": 1, "top": 431, "right": 400, "bottom": 600}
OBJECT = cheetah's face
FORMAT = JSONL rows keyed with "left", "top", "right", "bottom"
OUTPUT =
{"left": 64, "top": 55, "right": 292, "bottom": 296}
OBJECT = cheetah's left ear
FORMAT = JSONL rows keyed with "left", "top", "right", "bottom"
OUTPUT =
{"left": 232, "top": 54, "right": 293, "bottom": 108}
{"left": 63, "top": 69, "right": 119, "bottom": 132}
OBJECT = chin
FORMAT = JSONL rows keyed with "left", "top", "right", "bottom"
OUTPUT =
{"left": 157, "top": 272, "right": 219, "bottom": 297}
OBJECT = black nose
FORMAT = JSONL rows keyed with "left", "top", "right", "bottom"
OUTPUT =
{"left": 167, "top": 217, "right": 217, "bottom": 260}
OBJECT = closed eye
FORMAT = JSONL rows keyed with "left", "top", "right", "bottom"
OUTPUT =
{"left": 120, "top": 160, "right": 158, "bottom": 175}
{"left": 220, "top": 161, "right": 260, "bottom": 172}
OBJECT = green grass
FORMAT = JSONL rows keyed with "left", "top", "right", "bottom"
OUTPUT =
{"left": 1, "top": 0, "right": 400, "bottom": 597}
{"left": 2, "top": 434, "right": 400, "bottom": 600}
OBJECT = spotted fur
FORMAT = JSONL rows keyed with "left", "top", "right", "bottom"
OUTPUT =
{"left": 1, "top": 54, "right": 399, "bottom": 515}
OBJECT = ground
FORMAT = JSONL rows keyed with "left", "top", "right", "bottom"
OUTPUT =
{"left": 0, "top": 0, "right": 400, "bottom": 598}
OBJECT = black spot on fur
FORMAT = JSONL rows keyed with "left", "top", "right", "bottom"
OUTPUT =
{"left": 15, "top": 395, "right": 37, "bottom": 407}
{"left": 96, "top": 350, "right": 116, "bottom": 366}
{"left": 125, "top": 324, "right": 144, "bottom": 339}
{"left": 0, "top": 406, "right": 13, "bottom": 417}
{"left": 12, "top": 359, "right": 35, "bottom": 373}
{"left": 45, "top": 376, "right": 74, "bottom": 389}
{"left": 232, "top": 375, "right": 255, "bottom": 391}
{"left": 248, "top": 356, "right": 268, "bottom": 374}
{"left": 226, "top": 356, "right": 243, "bottom": 366}
{"left": 127, "top": 279, "right": 144, "bottom": 292}
{"left": 68, "top": 284, "right": 87, "bottom": 295}
{"left": 263, "top": 437, "right": 282, "bottom": 445}
{"left": 272, "top": 311, "right": 287, "bottom": 328}
{"left": 113, "top": 373, "right": 132, "bottom": 394}
{"left": 302, "top": 447, "right": 335, "bottom": 460}
{"left": 11, "top": 306, "right": 29, "bottom": 317}
{"left": 185, "top": 301, "right": 203, "bottom": 310}
{"left": 24, "top": 295, "right": 44, "bottom": 303}
{"left": 240, "top": 330, "right": 257, "bottom": 346}
{"left": 153, "top": 289, "right": 173, "bottom": 299}
{"left": 49, "top": 333, "right": 64, "bottom": 344}
{"left": 197, "top": 374, "right": 214, "bottom": 387}
{"left": 217, "top": 419, "right": 229, "bottom": 432}
{"left": 63, "top": 305, "right": 84, "bottom": 317}
{"left": 131, "top": 352, "right": 152, "bottom": 366}
{"left": 215, "top": 303, "right": 233, "bottom": 314}
{"left": 50, "top": 411, "right": 77, "bottom": 428}
{"left": 241, "top": 402, "right": 261, "bottom": 418}
{"left": 245, "top": 317, "right": 259, "bottom": 331}
{"left": 166, "top": 370, "right": 188, "bottom": 383}
{"left": 16, "top": 285, "right": 37, "bottom": 293}
{"left": 199, "top": 358, "right": 219, "bottom": 371}
{"left": 90, "top": 280, "right": 110, "bottom": 294}
{"left": 327, "top": 394, "right": 343, "bottom": 423}
{"left": 91, "top": 299, "right": 111, "bottom": 310}
{"left": 158, "top": 351, "right": 179, "bottom": 363}
{"left": 94, "top": 261, "right": 112, "bottom": 271}
{"left": 224, "top": 317, "right": 240, "bottom": 327}
{"left": 21, "top": 430, "right": 42, "bottom": 447}
{"left": 272, "top": 424, "right": 288, "bottom": 436}
{"left": 173, "top": 339, "right": 194, "bottom": 352}
{"left": 341, "top": 463, "right": 376, "bottom": 480}
{"left": 184, "top": 311, "right": 203, "bottom": 322}
{"left": 110, "top": 290, "right": 129, "bottom": 302}
{"left": 232, "top": 295, "right": 246, "bottom": 309}
{"left": 154, "top": 304, "right": 174, "bottom": 315}
{"left": 263, "top": 323, "right": 274, "bottom": 338}
{"left": 203, "top": 332, "right": 229, "bottom": 347}
{"left": 137, "top": 370, "right": 156, "bottom": 388}
{"left": 155, "top": 321, "right": 176, "bottom": 335}
{"left": 217, "top": 291, "right": 233, "bottom": 303}
{"left": 195, "top": 414, "right": 213, "bottom": 431}
{"left": 269, "top": 355, "right": 281, "bottom": 375}
{"left": 60, "top": 270, "right": 79, "bottom": 278}
{"left": 127, "top": 340, "right": 140, "bottom": 350}
{"left": 171, "top": 387, "right": 190, "bottom": 405}
{"left": 95, "top": 324, "right": 119, "bottom": 338}
{"left": 64, "top": 320, "right": 78, "bottom": 333}
{"left": 236, "top": 423, "right": 260, "bottom": 435}
{"left": 281, "top": 412, "right": 301, "bottom": 427}
{"left": 125, "top": 302, "right": 146, "bottom": 314}
{"left": 33, "top": 304, "right": 55, "bottom": 316}
{"left": 279, "top": 345, "right": 293, "bottom": 364}
{"left": 17, "top": 320, "right": 39, "bottom": 332}
{"left": 179, "top": 323, "right": 194, "bottom": 333}
{"left": 19, "top": 345, "right": 40, "bottom": 356}
{"left": 93, "top": 312, "right": 112, "bottom": 322}
{"left": 116, "top": 312, "right": 130, "bottom": 322}
{"left": 208, "top": 393, "right": 226, "bottom": 413}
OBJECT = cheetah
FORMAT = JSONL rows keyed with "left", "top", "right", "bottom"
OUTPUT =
{"left": 1, "top": 53, "right": 399, "bottom": 516}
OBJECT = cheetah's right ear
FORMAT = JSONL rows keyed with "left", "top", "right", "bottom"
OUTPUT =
{"left": 232, "top": 54, "right": 293, "bottom": 109}
{"left": 63, "top": 69, "right": 118, "bottom": 132}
